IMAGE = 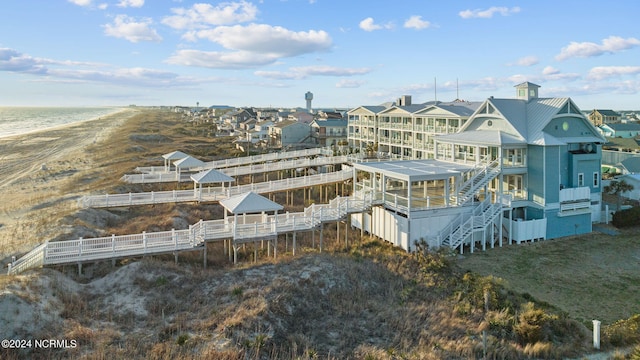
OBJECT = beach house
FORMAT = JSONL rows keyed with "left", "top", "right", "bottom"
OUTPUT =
{"left": 350, "top": 82, "right": 606, "bottom": 252}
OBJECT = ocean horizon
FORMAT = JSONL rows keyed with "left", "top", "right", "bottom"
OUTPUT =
{"left": 0, "top": 106, "right": 126, "bottom": 139}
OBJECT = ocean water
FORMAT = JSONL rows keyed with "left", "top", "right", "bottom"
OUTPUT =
{"left": 0, "top": 107, "right": 125, "bottom": 139}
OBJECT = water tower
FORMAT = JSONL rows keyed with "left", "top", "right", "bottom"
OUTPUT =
{"left": 305, "top": 91, "right": 313, "bottom": 113}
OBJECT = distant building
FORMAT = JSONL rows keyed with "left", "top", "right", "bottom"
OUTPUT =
{"left": 310, "top": 117, "right": 348, "bottom": 147}
{"left": 588, "top": 109, "right": 622, "bottom": 126}
{"left": 599, "top": 123, "right": 640, "bottom": 138}
{"left": 268, "top": 120, "right": 312, "bottom": 148}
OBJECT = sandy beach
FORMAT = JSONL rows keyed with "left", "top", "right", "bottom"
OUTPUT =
{"left": 0, "top": 108, "right": 139, "bottom": 261}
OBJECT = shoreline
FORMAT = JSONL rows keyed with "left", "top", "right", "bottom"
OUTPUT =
{"left": 0, "top": 107, "right": 133, "bottom": 141}
{"left": 0, "top": 108, "right": 142, "bottom": 258}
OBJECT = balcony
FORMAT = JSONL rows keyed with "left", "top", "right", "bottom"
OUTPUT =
{"left": 558, "top": 186, "right": 591, "bottom": 216}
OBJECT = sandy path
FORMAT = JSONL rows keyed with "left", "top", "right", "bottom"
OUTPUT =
{"left": 0, "top": 108, "right": 138, "bottom": 260}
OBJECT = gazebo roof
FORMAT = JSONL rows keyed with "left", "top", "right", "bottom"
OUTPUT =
{"left": 220, "top": 191, "right": 284, "bottom": 214}
{"left": 162, "top": 150, "right": 190, "bottom": 160}
{"left": 191, "top": 169, "right": 235, "bottom": 184}
{"left": 174, "top": 156, "right": 204, "bottom": 169}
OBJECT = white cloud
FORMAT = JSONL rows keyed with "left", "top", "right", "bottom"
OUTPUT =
{"left": 255, "top": 65, "right": 371, "bottom": 80}
{"left": 166, "top": 49, "right": 278, "bottom": 69}
{"left": 103, "top": 15, "right": 162, "bottom": 43}
{"left": 542, "top": 66, "right": 560, "bottom": 75}
{"left": 336, "top": 79, "right": 365, "bottom": 88}
{"left": 359, "top": 17, "right": 392, "bottom": 32}
{"left": 193, "top": 24, "right": 332, "bottom": 57}
{"left": 515, "top": 56, "right": 539, "bottom": 66}
{"left": 403, "top": 15, "right": 432, "bottom": 30}
{"left": 459, "top": 6, "right": 521, "bottom": 19}
{"left": 68, "top": 0, "right": 92, "bottom": 6}
{"left": 0, "top": 47, "right": 203, "bottom": 88}
{"left": 587, "top": 66, "right": 640, "bottom": 80}
{"left": 162, "top": 1, "right": 258, "bottom": 29}
{"left": 555, "top": 36, "right": 640, "bottom": 61}
{"left": 117, "top": 0, "right": 144, "bottom": 8}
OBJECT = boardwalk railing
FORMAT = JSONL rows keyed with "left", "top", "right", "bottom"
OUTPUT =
{"left": 9, "top": 191, "right": 374, "bottom": 275}
{"left": 123, "top": 155, "right": 349, "bottom": 184}
{"left": 136, "top": 147, "right": 334, "bottom": 174}
{"left": 81, "top": 168, "right": 354, "bottom": 208}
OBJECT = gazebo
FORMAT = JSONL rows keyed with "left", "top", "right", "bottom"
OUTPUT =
{"left": 162, "top": 150, "right": 190, "bottom": 172}
{"left": 190, "top": 169, "right": 235, "bottom": 200}
{"left": 174, "top": 156, "right": 205, "bottom": 181}
{"left": 219, "top": 191, "right": 284, "bottom": 263}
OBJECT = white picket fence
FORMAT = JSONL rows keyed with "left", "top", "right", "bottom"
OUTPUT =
{"left": 8, "top": 191, "right": 374, "bottom": 275}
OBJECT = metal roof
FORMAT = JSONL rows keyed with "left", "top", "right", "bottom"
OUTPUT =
{"left": 174, "top": 156, "right": 205, "bottom": 169}
{"left": 603, "top": 123, "right": 640, "bottom": 131}
{"left": 220, "top": 191, "right": 284, "bottom": 214}
{"left": 354, "top": 159, "right": 474, "bottom": 182}
{"left": 162, "top": 150, "right": 190, "bottom": 160}
{"left": 191, "top": 169, "right": 235, "bottom": 184}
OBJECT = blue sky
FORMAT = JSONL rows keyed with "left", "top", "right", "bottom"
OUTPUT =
{"left": 1, "top": 1, "right": 639, "bottom": 109}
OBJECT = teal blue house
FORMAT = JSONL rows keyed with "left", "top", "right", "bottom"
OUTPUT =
{"left": 435, "top": 82, "right": 605, "bottom": 240}
{"left": 349, "top": 82, "right": 606, "bottom": 253}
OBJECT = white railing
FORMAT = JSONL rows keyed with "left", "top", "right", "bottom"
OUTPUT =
{"left": 455, "top": 158, "right": 501, "bottom": 205}
{"left": 124, "top": 155, "right": 350, "bottom": 184}
{"left": 135, "top": 147, "right": 333, "bottom": 174}
{"left": 9, "top": 191, "right": 375, "bottom": 275}
{"left": 81, "top": 169, "right": 354, "bottom": 208}
{"left": 559, "top": 186, "right": 591, "bottom": 203}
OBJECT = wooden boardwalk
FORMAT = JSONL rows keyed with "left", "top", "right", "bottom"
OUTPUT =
{"left": 80, "top": 168, "right": 354, "bottom": 208}
{"left": 8, "top": 191, "right": 375, "bottom": 275}
{"left": 135, "top": 147, "right": 333, "bottom": 175}
{"left": 122, "top": 155, "right": 350, "bottom": 183}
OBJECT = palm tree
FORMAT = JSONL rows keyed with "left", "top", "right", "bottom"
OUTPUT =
{"left": 603, "top": 179, "right": 634, "bottom": 211}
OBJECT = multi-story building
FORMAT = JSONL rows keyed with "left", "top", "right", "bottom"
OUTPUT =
{"left": 350, "top": 82, "right": 606, "bottom": 252}
{"left": 348, "top": 97, "right": 480, "bottom": 159}
{"left": 588, "top": 109, "right": 622, "bottom": 126}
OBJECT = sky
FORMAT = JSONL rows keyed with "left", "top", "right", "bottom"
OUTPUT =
{"left": 1, "top": 1, "right": 639, "bottom": 110}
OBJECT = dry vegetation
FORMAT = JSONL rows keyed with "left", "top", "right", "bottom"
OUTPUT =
{"left": 1, "top": 109, "right": 639, "bottom": 359}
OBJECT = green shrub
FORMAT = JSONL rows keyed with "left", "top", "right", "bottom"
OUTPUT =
{"left": 612, "top": 206, "right": 640, "bottom": 228}
{"left": 603, "top": 314, "right": 640, "bottom": 346}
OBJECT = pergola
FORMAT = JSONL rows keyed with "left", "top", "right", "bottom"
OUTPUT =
{"left": 190, "top": 169, "right": 235, "bottom": 200}
{"left": 162, "top": 150, "right": 190, "bottom": 172}
{"left": 353, "top": 159, "right": 475, "bottom": 213}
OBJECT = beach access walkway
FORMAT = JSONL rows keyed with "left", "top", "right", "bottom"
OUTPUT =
{"left": 80, "top": 167, "right": 353, "bottom": 208}
{"left": 122, "top": 154, "right": 349, "bottom": 183}
{"left": 8, "top": 191, "right": 375, "bottom": 275}
{"left": 136, "top": 147, "right": 333, "bottom": 175}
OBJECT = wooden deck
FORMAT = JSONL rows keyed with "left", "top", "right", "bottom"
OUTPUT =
{"left": 8, "top": 191, "right": 374, "bottom": 275}
{"left": 122, "top": 155, "right": 350, "bottom": 183}
{"left": 81, "top": 168, "right": 354, "bottom": 208}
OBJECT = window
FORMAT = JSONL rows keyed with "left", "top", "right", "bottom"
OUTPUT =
{"left": 578, "top": 173, "right": 584, "bottom": 187}
{"left": 593, "top": 172, "right": 599, "bottom": 187}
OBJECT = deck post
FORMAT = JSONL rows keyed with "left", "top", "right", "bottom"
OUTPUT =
{"left": 254, "top": 241, "right": 258, "bottom": 263}
{"left": 274, "top": 236, "right": 277, "bottom": 259}
{"left": 319, "top": 223, "right": 323, "bottom": 253}
{"left": 111, "top": 235, "right": 116, "bottom": 266}
{"left": 203, "top": 243, "right": 207, "bottom": 269}
{"left": 293, "top": 231, "right": 297, "bottom": 256}
{"left": 143, "top": 231, "right": 147, "bottom": 253}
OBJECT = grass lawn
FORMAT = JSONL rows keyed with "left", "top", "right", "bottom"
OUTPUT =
{"left": 457, "top": 226, "right": 640, "bottom": 325}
